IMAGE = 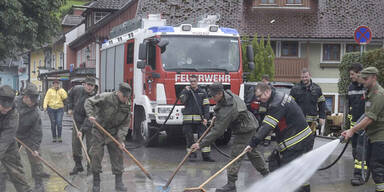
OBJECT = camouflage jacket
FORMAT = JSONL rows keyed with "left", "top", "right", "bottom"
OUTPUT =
{"left": 0, "top": 106, "right": 19, "bottom": 160}
{"left": 200, "top": 90, "right": 258, "bottom": 148}
{"left": 84, "top": 92, "right": 131, "bottom": 142}
{"left": 15, "top": 97, "right": 42, "bottom": 151}
{"left": 68, "top": 85, "right": 96, "bottom": 131}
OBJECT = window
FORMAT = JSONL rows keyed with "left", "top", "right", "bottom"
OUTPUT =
{"left": 287, "top": 0, "right": 302, "bottom": 4}
{"left": 346, "top": 44, "right": 360, "bottom": 53}
{"left": 148, "top": 44, "right": 156, "bottom": 70}
{"left": 324, "top": 95, "right": 335, "bottom": 114}
{"left": 261, "top": 0, "right": 276, "bottom": 4}
{"left": 281, "top": 41, "right": 298, "bottom": 57}
{"left": 94, "top": 12, "right": 109, "bottom": 24}
{"left": 338, "top": 96, "right": 345, "bottom": 113}
{"left": 323, "top": 44, "right": 341, "bottom": 62}
{"left": 126, "top": 43, "right": 134, "bottom": 64}
{"left": 60, "top": 52, "right": 64, "bottom": 69}
{"left": 33, "top": 61, "right": 36, "bottom": 73}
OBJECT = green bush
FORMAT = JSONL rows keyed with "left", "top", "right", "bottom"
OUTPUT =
{"left": 339, "top": 48, "right": 384, "bottom": 95}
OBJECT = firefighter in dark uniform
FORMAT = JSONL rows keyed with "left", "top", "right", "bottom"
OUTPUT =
{"left": 85, "top": 83, "right": 131, "bottom": 192}
{"left": 290, "top": 68, "right": 326, "bottom": 135}
{"left": 342, "top": 67, "right": 384, "bottom": 192}
{"left": 67, "top": 77, "right": 96, "bottom": 175}
{"left": 180, "top": 75, "right": 214, "bottom": 162}
{"left": 347, "top": 63, "right": 367, "bottom": 186}
{"left": 0, "top": 85, "right": 32, "bottom": 192}
{"left": 246, "top": 82, "right": 314, "bottom": 192}
{"left": 16, "top": 83, "right": 50, "bottom": 192}
{"left": 191, "top": 82, "right": 269, "bottom": 192}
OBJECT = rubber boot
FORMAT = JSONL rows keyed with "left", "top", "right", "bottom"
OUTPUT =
{"left": 115, "top": 174, "right": 127, "bottom": 192}
{"left": 92, "top": 173, "right": 100, "bottom": 192}
{"left": 189, "top": 151, "right": 197, "bottom": 162}
{"left": 69, "top": 160, "right": 84, "bottom": 175}
{"left": 216, "top": 181, "right": 236, "bottom": 192}
{"left": 351, "top": 174, "right": 364, "bottom": 186}
{"left": 34, "top": 177, "right": 45, "bottom": 192}
{"left": 202, "top": 152, "right": 215, "bottom": 162}
{"left": 0, "top": 172, "right": 6, "bottom": 192}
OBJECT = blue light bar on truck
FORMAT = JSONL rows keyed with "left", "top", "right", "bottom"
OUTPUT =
{"left": 219, "top": 27, "right": 239, "bottom": 35}
{"left": 149, "top": 26, "right": 174, "bottom": 33}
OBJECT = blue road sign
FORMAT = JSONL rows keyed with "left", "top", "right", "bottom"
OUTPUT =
{"left": 354, "top": 26, "right": 372, "bottom": 45}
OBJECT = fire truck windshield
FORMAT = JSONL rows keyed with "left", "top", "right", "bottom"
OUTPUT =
{"left": 160, "top": 36, "right": 240, "bottom": 72}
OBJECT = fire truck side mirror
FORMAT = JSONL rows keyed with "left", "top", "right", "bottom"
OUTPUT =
{"left": 139, "top": 43, "right": 147, "bottom": 60}
{"left": 137, "top": 60, "right": 146, "bottom": 69}
{"left": 246, "top": 45, "right": 255, "bottom": 70}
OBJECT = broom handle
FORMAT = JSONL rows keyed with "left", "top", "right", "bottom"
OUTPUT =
{"left": 199, "top": 150, "right": 248, "bottom": 188}
{"left": 15, "top": 137, "right": 80, "bottom": 190}
{"left": 92, "top": 121, "right": 153, "bottom": 180}
{"left": 72, "top": 116, "right": 91, "bottom": 164}
{"left": 164, "top": 117, "right": 216, "bottom": 188}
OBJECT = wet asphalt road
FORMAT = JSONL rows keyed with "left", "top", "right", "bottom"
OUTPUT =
{"left": 5, "top": 112, "right": 376, "bottom": 192}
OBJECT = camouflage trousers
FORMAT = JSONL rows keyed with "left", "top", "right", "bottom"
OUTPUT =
{"left": 89, "top": 129, "right": 124, "bottom": 175}
{"left": 0, "top": 142, "right": 32, "bottom": 192}
{"left": 25, "top": 149, "right": 45, "bottom": 179}
{"left": 227, "top": 130, "right": 269, "bottom": 183}
{"left": 72, "top": 118, "right": 92, "bottom": 163}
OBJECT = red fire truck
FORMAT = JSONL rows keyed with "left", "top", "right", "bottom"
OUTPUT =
{"left": 99, "top": 14, "right": 254, "bottom": 146}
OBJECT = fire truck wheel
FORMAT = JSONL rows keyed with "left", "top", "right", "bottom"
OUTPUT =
{"left": 133, "top": 108, "right": 158, "bottom": 147}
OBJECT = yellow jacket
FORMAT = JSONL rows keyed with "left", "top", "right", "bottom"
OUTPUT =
{"left": 43, "top": 88, "right": 68, "bottom": 110}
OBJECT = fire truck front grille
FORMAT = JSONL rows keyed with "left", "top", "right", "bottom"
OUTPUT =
{"left": 174, "top": 84, "right": 231, "bottom": 97}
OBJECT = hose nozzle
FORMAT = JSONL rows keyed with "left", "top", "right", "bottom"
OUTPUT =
{"left": 339, "top": 135, "right": 345, "bottom": 143}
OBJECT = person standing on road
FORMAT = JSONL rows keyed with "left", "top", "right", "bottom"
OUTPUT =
{"left": 245, "top": 82, "right": 314, "bottom": 192}
{"left": 16, "top": 83, "right": 50, "bottom": 192}
{"left": 180, "top": 75, "right": 214, "bottom": 162}
{"left": 342, "top": 67, "right": 384, "bottom": 192}
{"left": 346, "top": 63, "right": 367, "bottom": 186}
{"left": 43, "top": 80, "right": 67, "bottom": 142}
{"left": 85, "top": 83, "right": 131, "bottom": 192}
{"left": 191, "top": 82, "right": 269, "bottom": 192}
{"left": 67, "top": 77, "right": 96, "bottom": 175}
{"left": 290, "top": 68, "right": 326, "bottom": 135}
{"left": 0, "top": 85, "right": 33, "bottom": 192}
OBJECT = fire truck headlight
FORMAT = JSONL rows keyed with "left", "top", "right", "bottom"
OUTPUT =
{"left": 209, "top": 25, "right": 219, "bottom": 32}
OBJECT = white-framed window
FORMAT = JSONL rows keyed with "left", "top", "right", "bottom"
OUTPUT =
{"left": 261, "top": 0, "right": 276, "bottom": 4}
{"left": 287, "top": 0, "right": 302, "bottom": 4}
{"left": 60, "top": 52, "right": 64, "bottom": 69}
{"left": 281, "top": 41, "right": 299, "bottom": 57}
{"left": 39, "top": 59, "right": 42, "bottom": 67}
{"left": 346, "top": 44, "right": 360, "bottom": 53}
{"left": 321, "top": 43, "right": 341, "bottom": 62}
{"left": 33, "top": 61, "right": 36, "bottom": 73}
{"left": 94, "top": 12, "right": 109, "bottom": 24}
{"left": 52, "top": 54, "right": 56, "bottom": 69}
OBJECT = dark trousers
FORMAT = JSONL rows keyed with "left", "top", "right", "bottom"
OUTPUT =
{"left": 367, "top": 141, "right": 384, "bottom": 191}
{"left": 47, "top": 107, "right": 64, "bottom": 138}
{"left": 1, "top": 142, "right": 32, "bottom": 192}
{"left": 72, "top": 118, "right": 92, "bottom": 164}
{"left": 182, "top": 123, "right": 205, "bottom": 148}
{"left": 351, "top": 132, "right": 367, "bottom": 176}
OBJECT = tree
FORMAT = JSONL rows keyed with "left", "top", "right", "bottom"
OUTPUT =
{"left": 242, "top": 34, "right": 275, "bottom": 82}
{"left": 0, "top": 0, "right": 65, "bottom": 60}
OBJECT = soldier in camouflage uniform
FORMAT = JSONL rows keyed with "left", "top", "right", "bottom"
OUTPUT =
{"left": 191, "top": 83, "right": 269, "bottom": 192}
{"left": 16, "top": 83, "right": 50, "bottom": 192}
{"left": 0, "top": 85, "right": 32, "bottom": 192}
{"left": 67, "top": 77, "right": 96, "bottom": 175}
{"left": 85, "top": 83, "right": 131, "bottom": 192}
{"left": 342, "top": 67, "right": 384, "bottom": 192}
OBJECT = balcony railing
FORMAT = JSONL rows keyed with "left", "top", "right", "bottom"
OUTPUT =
{"left": 274, "top": 57, "right": 308, "bottom": 82}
